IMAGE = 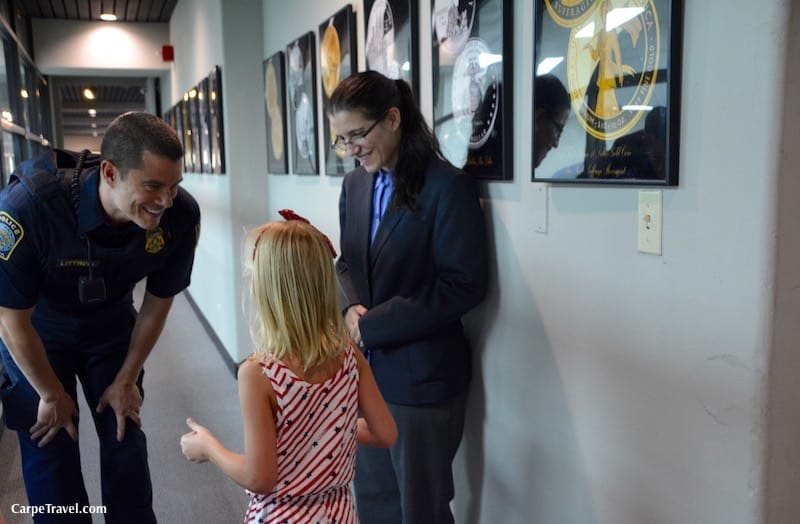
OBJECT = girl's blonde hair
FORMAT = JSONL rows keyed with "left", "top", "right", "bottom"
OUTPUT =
{"left": 244, "top": 220, "right": 349, "bottom": 370}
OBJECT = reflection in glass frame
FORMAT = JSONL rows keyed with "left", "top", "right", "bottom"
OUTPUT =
{"left": 180, "top": 98, "right": 194, "bottom": 173}
{"left": 532, "top": 0, "right": 682, "bottom": 185}
{"left": 287, "top": 32, "right": 319, "bottom": 175}
{"left": 188, "top": 87, "right": 203, "bottom": 173}
{"left": 320, "top": 5, "right": 358, "bottom": 176}
{"left": 198, "top": 78, "right": 212, "bottom": 173}
{"left": 364, "top": 0, "right": 419, "bottom": 99}
{"left": 264, "top": 51, "right": 289, "bottom": 174}
{"left": 208, "top": 65, "right": 226, "bottom": 174}
{"left": 431, "top": 0, "right": 513, "bottom": 180}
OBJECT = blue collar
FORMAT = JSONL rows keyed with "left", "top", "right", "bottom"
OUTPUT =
{"left": 77, "top": 168, "right": 138, "bottom": 236}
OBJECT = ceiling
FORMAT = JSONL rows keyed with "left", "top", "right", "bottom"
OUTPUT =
{"left": 14, "top": 2, "right": 179, "bottom": 139}
{"left": 55, "top": 77, "right": 148, "bottom": 136}
{"left": 17, "top": 0, "right": 178, "bottom": 23}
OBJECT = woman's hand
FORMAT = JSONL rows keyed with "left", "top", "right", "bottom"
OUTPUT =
{"left": 345, "top": 305, "right": 368, "bottom": 347}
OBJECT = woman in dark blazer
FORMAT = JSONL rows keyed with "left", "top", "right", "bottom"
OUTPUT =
{"left": 328, "top": 71, "right": 488, "bottom": 524}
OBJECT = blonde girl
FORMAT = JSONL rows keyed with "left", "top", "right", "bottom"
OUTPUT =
{"left": 181, "top": 217, "right": 396, "bottom": 523}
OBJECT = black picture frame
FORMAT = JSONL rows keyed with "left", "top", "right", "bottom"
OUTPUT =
{"left": 287, "top": 32, "right": 319, "bottom": 175}
{"left": 188, "top": 86, "right": 203, "bottom": 173}
{"left": 198, "top": 78, "right": 213, "bottom": 174}
{"left": 532, "top": 0, "right": 682, "bottom": 185}
{"left": 364, "top": 0, "right": 420, "bottom": 99}
{"left": 180, "top": 97, "right": 195, "bottom": 173}
{"left": 264, "top": 51, "right": 289, "bottom": 174}
{"left": 431, "top": 0, "right": 514, "bottom": 180}
{"left": 320, "top": 4, "right": 358, "bottom": 176}
{"left": 208, "top": 65, "right": 226, "bottom": 174}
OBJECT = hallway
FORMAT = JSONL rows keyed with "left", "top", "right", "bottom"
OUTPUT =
{"left": 0, "top": 290, "right": 248, "bottom": 523}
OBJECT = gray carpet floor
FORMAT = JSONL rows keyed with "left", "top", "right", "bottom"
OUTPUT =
{"left": 0, "top": 288, "right": 249, "bottom": 523}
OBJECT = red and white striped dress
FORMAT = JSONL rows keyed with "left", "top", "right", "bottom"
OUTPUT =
{"left": 245, "top": 345, "right": 360, "bottom": 524}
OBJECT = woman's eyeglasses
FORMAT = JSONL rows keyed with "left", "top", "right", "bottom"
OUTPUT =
{"left": 330, "top": 112, "right": 387, "bottom": 153}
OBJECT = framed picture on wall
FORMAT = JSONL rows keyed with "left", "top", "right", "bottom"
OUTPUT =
{"left": 171, "top": 105, "right": 185, "bottom": 170}
{"left": 188, "top": 86, "right": 203, "bottom": 173}
{"left": 264, "top": 51, "right": 289, "bottom": 174}
{"left": 180, "top": 97, "right": 194, "bottom": 173}
{"left": 320, "top": 4, "right": 358, "bottom": 176}
{"left": 364, "top": 0, "right": 419, "bottom": 99}
{"left": 287, "top": 32, "right": 319, "bottom": 175}
{"left": 531, "top": 0, "right": 683, "bottom": 185}
{"left": 198, "top": 78, "right": 213, "bottom": 174}
{"left": 431, "top": 0, "right": 514, "bottom": 180}
{"left": 208, "top": 65, "right": 226, "bottom": 174}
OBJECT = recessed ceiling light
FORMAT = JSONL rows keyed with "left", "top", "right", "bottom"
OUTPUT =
{"left": 88, "top": 108, "right": 97, "bottom": 117}
{"left": 100, "top": 13, "right": 117, "bottom": 21}
{"left": 83, "top": 87, "right": 96, "bottom": 100}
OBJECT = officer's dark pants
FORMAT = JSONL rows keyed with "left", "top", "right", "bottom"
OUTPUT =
{"left": 354, "top": 389, "right": 468, "bottom": 524}
{"left": 0, "top": 334, "right": 156, "bottom": 524}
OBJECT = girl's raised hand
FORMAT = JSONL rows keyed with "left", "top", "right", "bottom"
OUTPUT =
{"left": 180, "top": 417, "right": 217, "bottom": 463}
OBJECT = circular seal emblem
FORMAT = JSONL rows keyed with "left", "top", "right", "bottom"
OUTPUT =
{"left": 366, "top": 0, "right": 400, "bottom": 79}
{"left": 451, "top": 38, "right": 500, "bottom": 149}
{"left": 566, "top": 0, "right": 660, "bottom": 140}
{"left": 432, "top": 0, "right": 476, "bottom": 59}
{"left": 145, "top": 228, "right": 165, "bottom": 254}
{"left": 544, "top": 0, "right": 597, "bottom": 28}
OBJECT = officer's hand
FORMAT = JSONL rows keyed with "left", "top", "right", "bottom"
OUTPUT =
{"left": 96, "top": 381, "right": 143, "bottom": 442}
{"left": 30, "top": 393, "right": 79, "bottom": 447}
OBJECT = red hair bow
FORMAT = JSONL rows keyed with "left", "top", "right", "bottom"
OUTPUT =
{"left": 278, "top": 209, "right": 337, "bottom": 258}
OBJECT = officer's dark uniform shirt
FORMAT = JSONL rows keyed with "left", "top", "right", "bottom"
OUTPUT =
{"left": 0, "top": 150, "right": 200, "bottom": 346}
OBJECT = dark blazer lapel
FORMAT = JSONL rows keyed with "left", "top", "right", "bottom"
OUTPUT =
{"left": 370, "top": 206, "right": 406, "bottom": 265}
{"left": 353, "top": 170, "right": 375, "bottom": 271}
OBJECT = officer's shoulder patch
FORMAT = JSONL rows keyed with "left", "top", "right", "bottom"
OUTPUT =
{"left": 0, "top": 211, "right": 24, "bottom": 261}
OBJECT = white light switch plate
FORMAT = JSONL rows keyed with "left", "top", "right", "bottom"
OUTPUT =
{"left": 638, "top": 190, "right": 662, "bottom": 255}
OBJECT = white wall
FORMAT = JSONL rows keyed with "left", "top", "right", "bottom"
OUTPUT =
{"left": 170, "top": 0, "right": 267, "bottom": 361}
{"left": 32, "top": 19, "right": 171, "bottom": 76}
{"left": 257, "top": 1, "right": 796, "bottom": 523}
{"left": 765, "top": 0, "right": 800, "bottom": 520}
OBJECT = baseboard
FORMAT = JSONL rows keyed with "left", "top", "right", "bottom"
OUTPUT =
{"left": 182, "top": 290, "right": 238, "bottom": 378}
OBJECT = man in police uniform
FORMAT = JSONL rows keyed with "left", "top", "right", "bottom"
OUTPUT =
{"left": 0, "top": 112, "right": 200, "bottom": 523}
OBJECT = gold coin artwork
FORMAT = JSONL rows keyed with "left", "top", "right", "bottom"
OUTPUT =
{"left": 321, "top": 23, "right": 342, "bottom": 98}
{"left": 265, "top": 61, "right": 278, "bottom": 116}
{"left": 271, "top": 118, "right": 284, "bottom": 161}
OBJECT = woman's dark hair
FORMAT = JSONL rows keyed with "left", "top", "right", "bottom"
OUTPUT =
{"left": 101, "top": 112, "right": 183, "bottom": 178}
{"left": 534, "top": 74, "right": 571, "bottom": 120}
{"left": 329, "top": 71, "right": 440, "bottom": 210}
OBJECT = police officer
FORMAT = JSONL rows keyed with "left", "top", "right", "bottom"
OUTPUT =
{"left": 0, "top": 112, "right": 200, "bottom": 523}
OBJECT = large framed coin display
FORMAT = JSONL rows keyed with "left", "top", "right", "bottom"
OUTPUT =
{"left": 264, "top": 51, "right": 289, "bottom": 174}
{"left": 431, "top": 0, "right": 513, "bottom": 180}
{"left": 319, "top": 5, "right": 358, "bottom": 176}
{"left": 287, "top": 32, "right": 319, "bottom": 175}
{"left": 532, "top": 0, "right": 682, "bottom": 185}
{"left": 364, "top": 0, "right": 419, "bottom": 99}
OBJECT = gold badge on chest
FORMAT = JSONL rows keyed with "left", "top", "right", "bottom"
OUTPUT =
{"left": 145, "top": 227, "right": 166, "bottom": 254}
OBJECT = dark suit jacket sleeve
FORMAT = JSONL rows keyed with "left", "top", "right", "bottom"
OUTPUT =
{"left": 360, "top": 168, "right": 488, "bottom": 348}
{"left": 335, "top": 177, "right": 361, "bottom": 311}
